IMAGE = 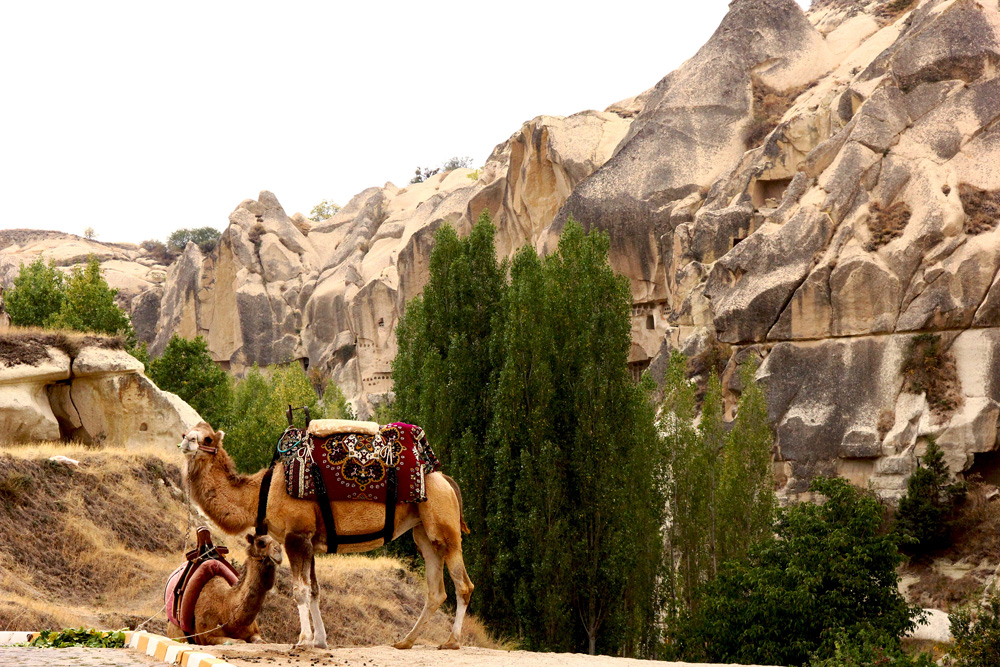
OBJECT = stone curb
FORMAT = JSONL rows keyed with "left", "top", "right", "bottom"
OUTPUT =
{"left": 0, "top": 630, "right": 237, "bottom": 667}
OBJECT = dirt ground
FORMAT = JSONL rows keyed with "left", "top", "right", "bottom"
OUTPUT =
{"left": 208, "top": 643, "right": 777, "bottom": 667}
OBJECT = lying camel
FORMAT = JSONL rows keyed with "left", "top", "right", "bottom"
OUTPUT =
{"left": 166, "top": 533, "right": 283, "bottom": 645}
{"left": 179, "top": 421, "right": 473, "bottom": 649}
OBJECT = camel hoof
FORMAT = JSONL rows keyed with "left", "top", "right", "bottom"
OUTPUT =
{"left": 438, "top": 642, "right": 461, "bottom": 650}
{"left": 393, "top": 640, "right": 414, "bottom": 650}
{"left": 313, "top": 640, "right": 328, "bottom": 649}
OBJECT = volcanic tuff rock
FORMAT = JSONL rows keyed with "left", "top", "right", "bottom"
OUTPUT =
{"left": 0, "top": 333, "right": 200, "bottom": 447}
{"left": 5, "top": 0, "right": 1000, "bottom": 496}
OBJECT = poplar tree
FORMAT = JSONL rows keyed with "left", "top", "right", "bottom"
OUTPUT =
{"left": 391, "top": 212, "right": 507, "bottom": 615}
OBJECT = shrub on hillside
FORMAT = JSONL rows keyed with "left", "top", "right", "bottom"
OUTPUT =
{"left": 893, "top": 439, "right": 966, "bottom": 557}
{"left": 669, "top": 477, "right": 922, "bottom": 666}
{"left": 50, "top": 257, "right": 135, "bottom": 342}
{"left": 149, "top": 335, "right": 232, "bottom": 429}
{"left": 5, "top": 257, "right": 65, "bottom": 327}
{"left": 950, "top": 597, "right": 1000, "bottom": 667}
{"left": 808, "top": 627, "right": 933, "bottom": 667}
{"left": 167, "top": 227, "right": 221, "bottom": 254}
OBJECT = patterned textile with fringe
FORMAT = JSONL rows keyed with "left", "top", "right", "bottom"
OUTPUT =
{"left": 279, "top": 422, "right": 440, "bottom": 503}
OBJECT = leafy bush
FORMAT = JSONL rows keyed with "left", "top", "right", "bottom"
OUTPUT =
{"left": 670, "top": 477, "right": 922, "bottom": 666}
{"left": 224, "top": 364, "right": 326, "bottom": 473}
{"left": 409, "top": 156, "right": 474, "bottom": 184}
{"left": 140, "top": 239, "right": 176, "bottom": 264}
{"left": 149, "top": 335, "right": 232, "bottom": 429}
{"left": 809, "top": 627, "right": 934, "bottom": 667}
{"left": 308, "top": 199, "right": 340, "bottom": 222}
{"left": 6, "top": 257, "right": 65, "bottom": 327}
{"left": 167, "top": 227, "right": 221, "bottom": 254}
{"left": 28, "top": 627, "right": 126, "bottom": 648}
{"left": 950, "top": 597, "right": 1000, "bottom": 667}
{"left": 50, "top": 257, "right": 135, "bottom": 343}
{"left": 894, "top": 439, "right": 966, "bottom": 557}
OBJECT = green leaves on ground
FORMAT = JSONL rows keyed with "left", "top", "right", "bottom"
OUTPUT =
{"left": 28, "top": 627, "right": 126, "bottom": 648}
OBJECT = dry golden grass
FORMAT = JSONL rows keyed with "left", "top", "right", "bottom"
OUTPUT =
{"left": 865, "top": 201, "right": 912, "bottom": 251}
{"left": 0, "top": 443, "right": 500, "bottom": 649}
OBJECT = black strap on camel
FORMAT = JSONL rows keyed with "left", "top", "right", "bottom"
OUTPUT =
{"left": 254, "top": 406, "right": 398, "bottom": 551}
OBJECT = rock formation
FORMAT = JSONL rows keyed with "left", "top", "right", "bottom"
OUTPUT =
{"left": 4, "top": 0, "right": 1000, "bottom": 496}
{"left": 0, "top": 332, "right": 200, "bottom": 447}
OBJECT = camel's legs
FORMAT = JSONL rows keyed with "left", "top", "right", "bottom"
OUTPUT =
{"left": 439, "top": 547, "right": 474, "bottom": 650}
{"left": 308, "top": 553, "right": 327, "bottom": 649}
{"left": 285, "top": 534, "right": 315, "bottom": 647}
{"left": 393, "top": 525, "right": 446, "bottom": 650}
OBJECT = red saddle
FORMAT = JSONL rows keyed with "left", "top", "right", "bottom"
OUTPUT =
{"left": 164, "top": 527, "right": 239, "bottom": 637}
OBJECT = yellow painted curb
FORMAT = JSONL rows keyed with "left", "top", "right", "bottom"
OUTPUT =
{"left": 0, "top": 629, "right": 238, "bottom": 667}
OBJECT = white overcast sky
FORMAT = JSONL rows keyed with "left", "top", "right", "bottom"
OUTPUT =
{"left": 1, "top": 1, "right": 810, "bottom": 244}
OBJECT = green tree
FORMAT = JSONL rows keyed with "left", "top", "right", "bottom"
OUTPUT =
{"left": 671, "top": 477, "right": 922, "bottom": 666}
{"left": 321, "top": 381, "right": 353, "bottom": 419}
{"left": 717, "top": 360, "right": 776, "bottom": 568}
{"left": 50, "top": 257, "right": 134, "bottom": 340}
{"left": 167, "top": 227, "right": 222, "bottom": 254}
{"left": 225, "top": 364, "right": 323, "bottom": 473}
{"left": 491, "top": 221, "right": 665, "bottom": 655}
{"left": 5, "top": 258, "right": 65, "bottom": 327}
{"left": 308, "top": 199, "right": 340, "bottom": 222}
{"left": 660, "top": 355, "right": 775, "bottom": 617}
{"left": 149, "top": 335, "right": 232, "bottom": 429}
{"left": 83, "top": 227, "right": 96, "bottom": 240}
{"left": 392, "top": 212, "right": 508, "bottom": 621}
{"left": 893, "top": 438, "right": 966, "bottom": 556}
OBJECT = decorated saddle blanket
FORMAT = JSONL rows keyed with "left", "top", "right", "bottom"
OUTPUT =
{"left": 279, "top": 421, "right": 441, "bottom": 504}
{"left": 165, "top": 555, "right": 239, "bottom": 635}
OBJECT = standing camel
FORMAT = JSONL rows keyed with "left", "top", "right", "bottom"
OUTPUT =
{"left": 178, "top": 421, "right": 473, "bottom": 650}
{"left": 166, "top": 533, "right": 283, "bottom": 645}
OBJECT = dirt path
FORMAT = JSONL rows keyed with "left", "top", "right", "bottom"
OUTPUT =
{"left": 0, "top": 647, "right": 160, "bottom": 666}
{"left": 208, "top": 643, "right": 775, "bottom": 667}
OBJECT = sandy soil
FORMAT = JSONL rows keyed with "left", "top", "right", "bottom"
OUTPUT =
{"left": 208, "top": 643, "right": 777, "bottom": 667}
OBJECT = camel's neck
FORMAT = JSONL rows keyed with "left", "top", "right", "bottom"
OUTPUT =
{"left": 226, "top": 556, "right": 277, "bottom": 627}
{"left": 187, "top": 446, "right": 264, "bottom": 535}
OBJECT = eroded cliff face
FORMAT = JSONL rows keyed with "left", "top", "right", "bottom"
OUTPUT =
{"left": 4, "top": 0, "right": 999, "bottom": 497}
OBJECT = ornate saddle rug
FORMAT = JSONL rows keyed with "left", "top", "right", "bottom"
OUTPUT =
{"left": 279, "top": 420, "right": 441, "bottom": 504}
{"left": 164, "top": 527, "right": 239, "bottom": 637}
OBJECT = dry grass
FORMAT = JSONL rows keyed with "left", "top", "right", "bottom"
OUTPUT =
{"left": 0, "top": 445, "right": 500, "bottom": 649}
{"left": 744, "top": 76, "right": 812, "bottom": 149}
{"left": 959, "top": 184, "right": 1000, "bottom": 235}
{"left": 0, "top": 327, "right": 124, "bottom": 367}
{"left": 865, "top": 201, "right": 912, "bottom": 251}
{"left": 876, "top": 0, "right": 918, "bottom": 21}
{"left": 901, "top": 333, "right": 962, "bottom": 418}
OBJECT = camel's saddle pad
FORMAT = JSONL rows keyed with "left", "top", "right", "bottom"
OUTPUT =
{"left": 279, "top": 422, "right": 440, "bottom": 503}
{"left": 165, "top": 554, "right": 238, "bottom": 635}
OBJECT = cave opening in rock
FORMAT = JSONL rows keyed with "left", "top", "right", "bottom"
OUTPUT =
{"left": 751, "top": 177, "right": 793, "bottom": 209}
{"left": 966, "top": 449, "right": 1000, "bottom": 486}
{"left": 298, "top": 356, "right": 309, "bottom": 371}
{"left": 646, "top": 314, "right": 655, "bottom": 330}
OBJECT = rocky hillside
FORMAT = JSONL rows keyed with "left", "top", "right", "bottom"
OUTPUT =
{"left": 3, "top": 0, "right": 1000, "bottom": 497}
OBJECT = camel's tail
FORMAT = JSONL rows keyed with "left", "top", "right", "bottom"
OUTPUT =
{"left": 442, "top": 473, "right": 470, "bottom": 534}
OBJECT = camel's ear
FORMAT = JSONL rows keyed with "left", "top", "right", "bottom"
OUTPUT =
{"left": 216, "top": 430, "right": 225, "bottom": 444}
{"left": 246, "top": 533, "right": 254, "bottom": 545}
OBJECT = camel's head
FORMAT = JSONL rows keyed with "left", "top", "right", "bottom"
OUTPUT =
{"left": 178, "top": 422, "right": 224, "bottom": 455}
{"left": 246, "top": 533, "right": 283, "bottom": 565}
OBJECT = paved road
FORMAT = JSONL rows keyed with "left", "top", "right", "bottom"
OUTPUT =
{"left": 0, "top": 647, "right": 159, "bottom": 666}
